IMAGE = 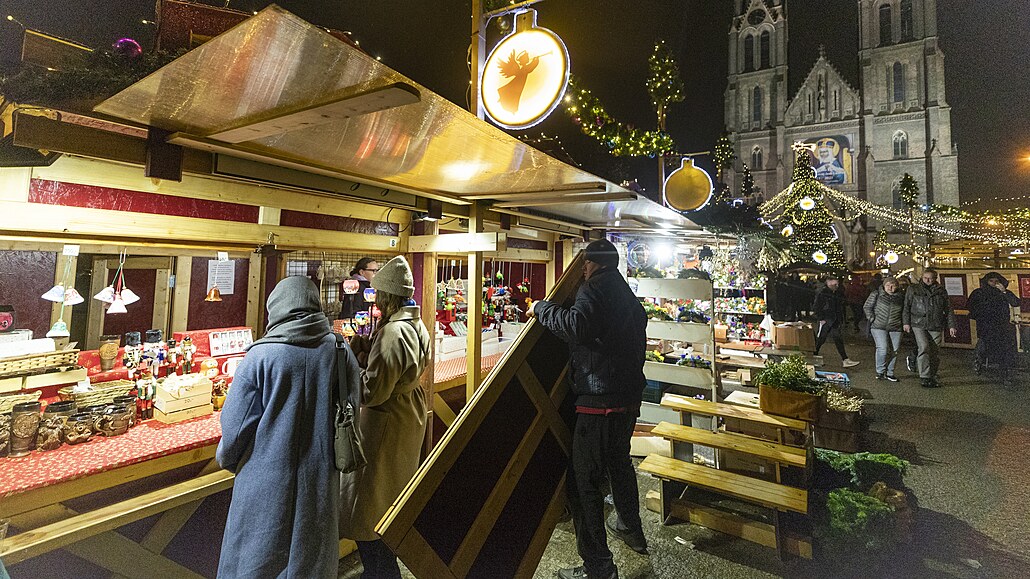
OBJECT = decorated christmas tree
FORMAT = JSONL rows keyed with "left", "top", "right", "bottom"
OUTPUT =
{"left": 714, "top": 134, "right": 736, "bottom": 183}
{"left": 739, "top": 163, "right": 755, "bottom": 200}
{"left": 779, "top": 145, "right": 846, "bottom": 270}
{"left": 898, "top": 173, "right": 919, "bottom": 208}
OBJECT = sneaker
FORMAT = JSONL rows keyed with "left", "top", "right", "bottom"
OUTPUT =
{"left": 843, "top": 359, "right": 860, "bottom": 368}
{"left": 906, "top": 359, "right": 916, "bottom": 372}
{"left": 606, "top": 515, "right": 649, "bottom": 555}
{"left": 885, "top": 375, "right": 900, "bottom": 382}
{"left": 921, "top": 378, "right": 941, "bottom": 388}
{"left": 875, "top": 373, "right": 884, "bottom": 380}
{"left": 557, "top": 567, "right": 618, "bottom": 579}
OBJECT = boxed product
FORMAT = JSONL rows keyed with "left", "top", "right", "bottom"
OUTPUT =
{"left": 172, "top": 327, "right": 253, "bottom": 358}
{"left": 158, "top": 373, "right": 214, "bottom": 400}
{"left": 773, "top": 323, "right": 816, "bottom": 351}
{"left": 155, "top": 403, "right": 214, "bottom": 424}
{"left": 154, "top": 391, "right": 212, "bottom": 414}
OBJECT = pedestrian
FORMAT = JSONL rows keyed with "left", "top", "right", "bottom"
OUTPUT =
{"left": 217, "top": 276, "right": 360, "bottom": 578}
{"left": 339, "top": 257, "right": 379, "bottom": 321}
{"left": 967, "top": 272, "right": 1020, "bottom": 382}
{"left": 903, "top": 268, "right": 957, "bottom": 388}
{"left": 528, "top": 239, "right": 648, "bottom": 579}
{"left": 812, "top": 274, "right": 860, "bottom": 368}
{"left": 845, "top": 275, "right": 870, "bottom": 332}
{"left": 340, "top": 256, "right": 431, "bottom": 579}
{"left": 864, "top": 276, "right": 904, "bottom": 381}
{"left": 895, "top": 274, "right": 917, "bottom": 371}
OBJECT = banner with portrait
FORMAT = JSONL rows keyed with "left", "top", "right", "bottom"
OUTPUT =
{"left": 805, "top": 135, "right": 854, "bottom": 185}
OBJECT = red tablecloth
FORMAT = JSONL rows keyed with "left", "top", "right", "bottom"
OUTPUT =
{"left": 0, "top": 413, "right": 222, "bottom": 498}
{"left": 433, "top": 353, "right": 505, "bottom": 385}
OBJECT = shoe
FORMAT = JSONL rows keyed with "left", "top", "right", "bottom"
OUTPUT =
{"left": 606, "top": 515, "right": 649, "bottom": 555}
{"left": 885, "top": 375, "right": 900, "bottom": 382}
{"left": 906, "top": 359, "right": 915, "bottom": 372}
{"left": 921, "top": 378, "right": 941, "bottom": 388}
{"left": 843, "top": 359, "right": 860, "bottom": 368}
{"left": 875, "top": 373, "right": 884, "bottom": 380}
{"left": 557, "top": 566, "right": 618, "bottom": 579}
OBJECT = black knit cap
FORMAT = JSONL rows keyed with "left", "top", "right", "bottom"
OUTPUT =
{"left": 584, "top": 239, "right": 620, "bottom": 269}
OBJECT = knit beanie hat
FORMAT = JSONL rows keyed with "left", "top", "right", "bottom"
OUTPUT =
{"left": 584, "top": 239, "right": 620, "bottom": 269}
{"left": 371, "top": 255, "right": 415, "bottom": 298}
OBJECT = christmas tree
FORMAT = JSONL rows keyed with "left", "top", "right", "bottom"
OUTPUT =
{"left": 779, "top": 145, "right": 846, "bottom": 270}
{"left": 739, "top": 163, "right": 755, "bottom": 200}
{"left": 714, "top": 134, "right": 736, "bottom": 183}
{"left": 898, "top": 173, "right": 919, "bottom": 208}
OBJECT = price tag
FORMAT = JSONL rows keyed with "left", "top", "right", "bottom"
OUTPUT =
{"left": 62, "top": 244, "right": 80, "bottom": 257}
{"left": 217, "top": 251, "right": 230, "bottom": 262}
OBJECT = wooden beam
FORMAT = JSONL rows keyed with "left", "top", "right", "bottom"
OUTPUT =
{"left": 408, "top": 232, "right": 506, "bottom": 253}
{"left": 462, "top": 181, "right": 608, "bottom": 200}
{"left": 0, "top": 167, "right": 31, "bottom": 202}
{"left": 246, "top": 253, "right": 263, "bottom": 333}
{"left": 492, "top": 192, "right": 636, "bottom": 208}
{"left": 466, "top": 203, "right": 484, "bottom": 400}
{"left": 669, "top": 499, "right": 812, "bottom": 559}
{"left": 152, "top": 268, "right": 172, "bottom": 337}
{"left": 417, "top": 219, "right": 440, "bottom": 455}
{"left": 170, "top": 257, "right": 192, "bottom": 335}
{"left": 84, "top": 257, "right": 108, "bottom": 351}
{"left": 0, "top": 235, "right": 257, "bottom": 256}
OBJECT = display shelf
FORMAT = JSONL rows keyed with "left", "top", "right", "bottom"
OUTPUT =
{"left": 716, "top": 310, "right": 767, "bottom": 316}
{"left": 714, "top": 286, "right": 766, "bottom": 291}
{"left": 646, "top": 320, "right": 712, "bottom": 344}
{"left": 644, "top": 361, "right": 715, "bottom": 388}
{"left": 632, "top": 278, "right": 714, "bottom": 301}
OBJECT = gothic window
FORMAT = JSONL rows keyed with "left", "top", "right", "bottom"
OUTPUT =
{"left": 879, "top": 3, "right": 893, "bottom": 46}
{"left": 807, "top": 93, "right": 813, "bottom": 115}
{"left": 753, "top": 87, "right": 763, "bottom": 124}
{"left": 752, "top": 146, "right": 764, "bottom": 170}
{"left": 900, "top": 0, "right": 914, "bottom": 40}
{"left": 893, "top": 131, "right": 909, "bottom": 158}
{"left": 891, "top": 177, "right": 904, "bottom": 209}
{"left": 744, "top": 35, "right": 755, "bottom": 72}
{"left": 833, "top": 89, "right": 839, "bottom": 111}
{"left": 893, "top": 62, "right": 906, "bottom": 103}
{"left": 760, "top": 31, "right": 771, "bottom": 69}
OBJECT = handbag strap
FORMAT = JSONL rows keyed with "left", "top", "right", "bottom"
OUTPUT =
{"left": 334, "top": 335, "right": 350, "bottom": 413}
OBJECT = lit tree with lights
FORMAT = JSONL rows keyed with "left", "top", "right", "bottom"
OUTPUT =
{"left": 739, "top": 163, "right": 755, "bottom": 201}
{"left": 714, "top": 134, "right": 736, "bottom": 184}
{"left": 779, "top": 144, "right": 846, "bottom": 270}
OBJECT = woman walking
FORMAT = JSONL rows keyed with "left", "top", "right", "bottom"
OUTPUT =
{"left": 217, "top": 276, "right": 360, "bottom": 578}
{"left": 341, "top": 256, "right": 431, "bottom": 579}
{"left": 864, "top": 276, "right": 905, "bottom": 381}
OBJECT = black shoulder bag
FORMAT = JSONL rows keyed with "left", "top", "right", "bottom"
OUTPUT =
{"left": 334, "top": 336, "right": 366, "bottom": 473}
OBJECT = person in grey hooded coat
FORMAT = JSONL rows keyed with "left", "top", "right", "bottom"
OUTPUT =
{"left": 217, "top": 276, "right": 360, "bottom": 579}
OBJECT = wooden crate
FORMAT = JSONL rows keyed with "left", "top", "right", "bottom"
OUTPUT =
{"left": 0, "top": 350, "right": 80, "bottom": 378}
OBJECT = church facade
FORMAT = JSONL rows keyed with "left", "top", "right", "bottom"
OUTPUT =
{"left": 724, "top": 0, "right": 960, "bottom": 261}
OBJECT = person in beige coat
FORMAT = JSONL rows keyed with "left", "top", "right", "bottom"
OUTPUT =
{"left": 340, "top": 255, "right": 430, "bottom": 579}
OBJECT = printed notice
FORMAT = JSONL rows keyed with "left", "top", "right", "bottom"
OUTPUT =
{"left": 943, "top": 276, "right": 964, "bottom": 296}
{"left": 207, "top": 260, "right": 235, "bottom": 295}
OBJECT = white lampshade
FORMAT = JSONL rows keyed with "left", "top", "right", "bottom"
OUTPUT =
{"left": 107, "top": 296, "right": 127, "bottom": 314}
{"left": 63, "top": 288, "right": 85, "bottom": 306}
{"left": 94, "top": 285, "right": 116, "bottom": 303}
{"left": 42, "top": 284, "right": 66, "bottom": 302}
{"left": 46, "top": 319, "right": 70, "bottom": 338}
{"left": 120, "top": 287, "right": 140, "bottom": 305}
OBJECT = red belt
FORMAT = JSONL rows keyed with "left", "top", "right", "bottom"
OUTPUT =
{"left": 576, "top": 406, "right": 627, "bottom": 415}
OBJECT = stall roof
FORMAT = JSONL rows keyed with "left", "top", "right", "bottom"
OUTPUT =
{"left": 94, "top": 6, "right": 700, "bottom": 233}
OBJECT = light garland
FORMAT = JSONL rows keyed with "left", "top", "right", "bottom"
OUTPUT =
{"left": 562, "top": 77, "right": 676, "bottom": 157}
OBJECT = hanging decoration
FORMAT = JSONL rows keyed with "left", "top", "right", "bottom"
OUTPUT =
{"left": 93, "top": 251, "right": 138, "bottom": 315}
{"left": 664, "top": 158, "right": 714, "bottom": 212}
{"left": 562, "top": 77, "right": 676, "bottom": 157}
{"left": 43, "top": 256, "right": 82, "bottom": 338}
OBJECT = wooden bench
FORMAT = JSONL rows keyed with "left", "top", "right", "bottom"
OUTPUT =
{"left": 640, "top": 393, "right": 814, "bottom": 559}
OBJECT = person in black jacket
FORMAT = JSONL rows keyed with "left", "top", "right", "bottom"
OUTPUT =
{"left": 968, "top": 272, "right": 1021, "bottom": 381}
{"left": 812, "top": 274, "right": 860, "bottom": 368}
{"left": 338, "top": 257, "right": 378, "bottom": 321}
{"left": 529, "top": 239, "right": 647, "bottom": 579}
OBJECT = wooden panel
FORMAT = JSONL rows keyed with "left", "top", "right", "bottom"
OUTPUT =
{"left": 639, "top": 455, "right": 807, "bottom": 514}
{"left": 644, "top": 361, "right": 714, "bottom": 388}
{"left": 170, "top": 257, "right": 192, "bottom": 334}
{"left": 651, "top": 422, "right": 806, "bottom": 467}
{"left": 646, "top": 320, "right": 712, "bottom": 344}
{"left": 377, "top": 253, "right": 584, "bottom": 579}
{"left": 633, "top": 278, "right": 714, "bottom": 300}
{"left": 669, "top": 499, "right": 812, "bottom": 559}
{"left": 661, "top": 394, "right": 808, "bottom": 431}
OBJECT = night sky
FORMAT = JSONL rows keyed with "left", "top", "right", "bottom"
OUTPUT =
{"left": 3, "top": 0, "right": 1028, "bottom": 208}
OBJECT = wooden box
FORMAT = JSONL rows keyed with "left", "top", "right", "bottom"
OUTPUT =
{"left": 773, "top": 324, "right": 815, "bottom": 352}
{"left": 759, "top": 384, "right": 821, "bottom": 422}
{"left": 155, "top": 403, "right": 213, "bottom": 424}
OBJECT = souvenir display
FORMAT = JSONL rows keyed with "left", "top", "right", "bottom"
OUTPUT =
{"left": 36, "top": 416, "right": 64, "bottom": 451}
{"left": 9, "top": 401, "right": 41, "bottom": 457}
{"left": 0, "top": 413, "right": 10, "bottom": 457}
{"left": 0, "top": 305, "right": 14, "bottom": 332}
{"left": 62, "top": 413, "right": 93, "bottom": 445}
{"left": 99, "top": 334, "right": 121, "bottom": 371}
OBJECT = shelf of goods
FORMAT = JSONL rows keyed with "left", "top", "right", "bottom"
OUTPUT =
{"left": 633, "top": 277, "right": 718, "bottom": 425}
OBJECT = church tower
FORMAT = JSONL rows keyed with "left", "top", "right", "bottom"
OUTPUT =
{"left": 724, "top": 0, "right": 788, "bottom": 199}
{"left": 857, "top": 0, "right": 959, "bottom": 208}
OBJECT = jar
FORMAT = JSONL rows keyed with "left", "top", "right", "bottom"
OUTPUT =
{"left": 99, "top": 334, "right": 121, "bottom": 371}
{"left": 112, "top": 395, "right": 138, "bottom": 428}
{"left": 63, "top": 413, "right": 93, "bottom": 445}
{"left": 9, "top": 401, "right": 41, "bottom": 457}
{"left": 36, "top": 416, "right": 64, "bottom": 451}
{"left": 0, "top": 413, "right": 10, "bottom": 458}
{"left": 104, "top": 404, "right": 130, "bottom": 437}
{"left": 43, "top": 400, "right": 76, "bottom": 425}
{"left": 82, "top": 404, "right": 109, "bottom": 435}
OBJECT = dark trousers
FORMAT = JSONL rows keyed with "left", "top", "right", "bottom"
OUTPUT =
{"left": 815, "top": 320, "right": 848, "bottom": 360}
{"left": 566, "top": 411, "right": 641, "bottom": 578}
{"left": 356, "top": 539, "right": 401, "bottom": 579}
{"left": 976, "top": 327, "right": 1017, "bottom": 376}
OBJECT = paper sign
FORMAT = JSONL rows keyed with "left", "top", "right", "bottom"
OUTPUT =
{"left": 1020, "top": 277, "right": 1030, "bottom": 299}
{"left": 217, "top": 251, "right": 230, "bottom": 262}
{"left": 62, "top": 244, "right": 80, "bottom": 256}
{"left": 207, "top": 260, "right": 235, "bottom": 295}
{"left": 944, "top": 277, "right": 964, "bottom": 297}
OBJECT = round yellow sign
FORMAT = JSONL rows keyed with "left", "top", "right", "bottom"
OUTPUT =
{"left": 481, "top": 26, "right": 569, "bottom": 130}
{"left": 664, "top": 158, "right": 714, "bottom": 212}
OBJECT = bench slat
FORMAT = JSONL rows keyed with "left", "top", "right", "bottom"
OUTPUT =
{"left": 640, "top": 455, "right": 807, "bottom": 514}
{"left": 661, "top": 394, "right": 808, "bottom": 431}
{"left": 651, "top": 422, "right": 806, "bottom": 468}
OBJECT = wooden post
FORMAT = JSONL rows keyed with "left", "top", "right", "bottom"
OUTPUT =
{"left": 417, "top": 220, "right": 440, "bottom": 454}
{"left": 466, "top": 202, "right": 484, "bottom": 399}
{"left": 246, "top": 253, "right": 264, "bottom": 336}
{"left": 544, "top": 235, "right": 557, "bottom": 295}
{"left": 170, "top": 257, "right": 192, "bottom": 334}
{"left": 85, "top": 258, "right": 109, "bottom": 350}
{"left": 470, "top": 0, "right": 485, "bottom": 119}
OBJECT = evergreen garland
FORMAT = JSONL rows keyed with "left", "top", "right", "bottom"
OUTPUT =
{"left": 562, "top": 76, "right": 676, "bottom": 157}
{"left": 647, "top": 40, "right": 684, "bottom": 127}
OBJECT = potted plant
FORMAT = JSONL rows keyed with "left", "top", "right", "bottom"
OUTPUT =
{"left": 816, "top": 388, "right": 865, "bottom": 452}
{"left": 756, "top": 354, "right": 824, "bottom": 421}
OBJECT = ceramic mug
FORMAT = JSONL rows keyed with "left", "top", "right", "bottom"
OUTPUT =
{"left": 98, "top": 335, "right": 121, "bottom": 371}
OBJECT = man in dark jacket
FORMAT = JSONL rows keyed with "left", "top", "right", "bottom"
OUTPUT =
{"left": 903, "top": 268, "right": 957, "bottom": 387}
{"left": 529, "top": 239, "right": 647, "bottom": 579}
{"left": 812, "top": 275, "right": 860, "bottom": 368}
{"left": 968, "top": 272, "right": 1021, "bottom": 381}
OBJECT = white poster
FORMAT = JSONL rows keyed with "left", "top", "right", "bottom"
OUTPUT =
{"left": 944, "top": 277, "right": 964, "bottom": 297}
{"left": 207, "top": 260, "right": 235, "bottom": 295}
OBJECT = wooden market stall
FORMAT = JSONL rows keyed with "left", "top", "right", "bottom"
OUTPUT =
{"left": 0, "top": 6, "right": 701, "bottom": 576}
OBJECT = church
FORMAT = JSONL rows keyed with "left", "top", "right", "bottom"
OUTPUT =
{"left": 724, "top": 0, "right": 960, "bottom": 259}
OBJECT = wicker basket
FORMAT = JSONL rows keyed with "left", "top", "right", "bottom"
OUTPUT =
{"left": 0, "top": 391, "right": 42, "bottom": 414}
{"left": 58, "top": 379, "right": 134, "bottom": 408}
{"left": 0, "top": 350, "right": 80, "bottom": 378}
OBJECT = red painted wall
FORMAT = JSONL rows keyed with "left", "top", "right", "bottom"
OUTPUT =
{"left": 0, "top": 250, "right": 57, "bottom": 338}
{"left": 188, "top": 258, "right": 249, "bottom": 331}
